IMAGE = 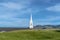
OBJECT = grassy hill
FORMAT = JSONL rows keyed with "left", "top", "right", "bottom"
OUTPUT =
{"left": 0, "top": 29, "right": 60, "bottom": 40}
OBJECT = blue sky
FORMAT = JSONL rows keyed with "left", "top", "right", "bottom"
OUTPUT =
{"left": 0, "top": 0, "right": 60, "bottom": 27}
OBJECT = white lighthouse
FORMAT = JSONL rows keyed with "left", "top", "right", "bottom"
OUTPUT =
{"left": 29, "top": 14, "right": 33, "bottom": 29}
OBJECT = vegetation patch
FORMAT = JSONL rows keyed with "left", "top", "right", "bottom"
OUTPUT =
{"left": 0, "top": 30, "right": 60, "bottom": 40}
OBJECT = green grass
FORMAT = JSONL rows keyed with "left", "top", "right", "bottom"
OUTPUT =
{"left": 0, "top": 29, "right": 60, "bottom": 40}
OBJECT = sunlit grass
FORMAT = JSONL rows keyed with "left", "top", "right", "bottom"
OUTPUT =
{"left": 0, "top": 29, "right": 60, "bottom": 40}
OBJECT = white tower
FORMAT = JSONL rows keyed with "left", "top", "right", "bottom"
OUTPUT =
{"left": 29, "top": 14, "right": 33, "bottom": 29}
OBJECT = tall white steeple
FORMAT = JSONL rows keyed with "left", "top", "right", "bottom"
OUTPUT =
{"left": 29, "top": 14, "right": 33, "bottom": 29}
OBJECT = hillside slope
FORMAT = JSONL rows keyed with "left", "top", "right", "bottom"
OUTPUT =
{"left": 0, "top": 30, "right": 60, "bottom": 40}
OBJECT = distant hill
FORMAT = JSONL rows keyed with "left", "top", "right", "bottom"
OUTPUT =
{"left": 34, "top": 25, "right": 60, "bottom": 29}
{"left": 0, "top": 25, "right": 59, "bottom": 31}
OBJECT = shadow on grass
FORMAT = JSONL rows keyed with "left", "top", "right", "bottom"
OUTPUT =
{"left": 55, "top": 30, "right": 60, "bottom": 32}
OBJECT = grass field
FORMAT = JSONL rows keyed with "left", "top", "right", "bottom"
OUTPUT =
{"left": 0, "top": 29, "right": 60, "bottom": 40}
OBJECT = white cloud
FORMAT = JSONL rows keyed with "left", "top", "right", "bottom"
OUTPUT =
{"left": 33, "top": 16, "right": 60, "bottom": 25}
{"left": 34, "top": 15, "right": 60, "bottom": 25}
{"left": 0, "top": 16, "right": 29, "bottom": 27}
{"left": 40, "top": 0, "right": 51, "bottom": 3}
{"left": 46, "top": 4, "right": 60, "bottom": 12}
{"left": 0, "top": 0, "right": 33, "bottom": 27}
{"left": 40, "top": 16, "right": 60, "bottom": 21}
{"left": 34, "top": 22, "right": 60, "bottom": 25}
{"left": 0, "top": 14, "right": 15, "bottom": 18}
{"left": 0, "top": 18, "right": 29, "bottom": 27}
{"left": 0, "top": 12, "right": 29, "bottom": 27}
{"left": 0, "top": 2, "right": 26, "bottom": 10}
